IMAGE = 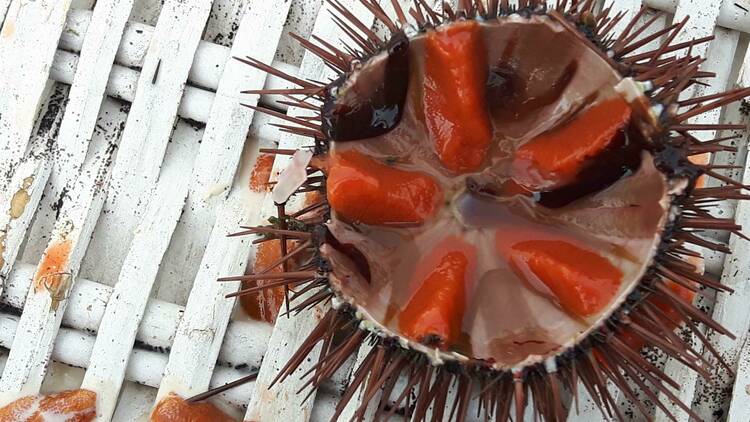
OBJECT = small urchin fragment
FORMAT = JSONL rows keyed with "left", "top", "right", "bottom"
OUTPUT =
{"left": 196, "top": 1, "right": 750, "bottom": 421}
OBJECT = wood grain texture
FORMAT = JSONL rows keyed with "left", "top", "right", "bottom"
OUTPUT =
{"left": 0, "top": 117, "right": 120, "bottom": 405}
{"left": 79, "top": 0, "right": 212, "bottom": 288}
{"left": 0, "top": 158, "right": 50, "bottom": 296}
{"left": 81, "top": 134, "right": 194, "bottom": 421}
{"left": 0, "top": 0, "right": 73, "bottom": 187}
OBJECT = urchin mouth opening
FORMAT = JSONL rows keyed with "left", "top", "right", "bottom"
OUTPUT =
{"left": 193, "top": 1, "right": 750, "bottom": 421}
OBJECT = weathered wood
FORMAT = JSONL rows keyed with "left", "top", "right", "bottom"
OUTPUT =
{"left": 81, "top": 135, "right": 193, "bottom": 421}
{"left": 652, "top": 3, "right": 737, "bottom": 418}
{"left": 153, "top": 1, "right": 292, "bottom": 394}
{"left": 153, "top": 0, "right": 292, "bottom": 304}
{"left": 79, "top": 0, "right": 212, "bottom": 288}
{"left": 44, "top": 0, "right": 135, "bottom": 251}
{"left": 692, "top": 47, "right": 750, "bottom": 419}
{"left": 0, "top": 158, "right": 50, "bottom": 295}
{"left": 0, "top": 312, "right": 255, "bottom": 409}
{"left": 1, "top": 261, "right": 273, "bottom": 373}
{"left": 0, "top": 0, "right": 73, "bottom": 186}
{"left": 0, "top": 123, "right": 119, "bottom": 405}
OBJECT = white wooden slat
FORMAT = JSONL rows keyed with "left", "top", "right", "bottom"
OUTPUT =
{"left": 670, "top": 0, "right": 722, "bottom": 100}
{"left": 337, "top": 344, "right": 377, "bottom": 422}
{"left": 154, "top": 193, "right": 253, "bottom": 401}
{"left": 49, "top": 49, "right": 215, "bottom": 125}
{"left": 0, "top": 123, "right": 119, "bottom": 405}
{"left": 79, "top": 0, "right": 212, "bottom": 288}
{"left": 652, "top": 22, "right": 740, "bottom": 422}
{"left": 0, "top": 1, "right": 9, "bottom": 26}
{"left": 244, "top": 2, "right": 375, "bottom": 420}
{"left": 22, "top": 97, "right": 124, "bottom": 279}
{"left": 150, "top": 1, "right": 291, "bottom": 403}
{"left": 57, "top": 9, "right": 300, "bottom": 115}
{"left": 692, "top": 48, "right": 750, "bottom": 419}
{"left": 0, "top": 158, "right": 51, "bottom": 293}
{"left": 81, "top": 137, "right": 194, "bottom": 421}
{"left": 0, "top": 313, "right": 255, "bottom": 409}
{"left": 1, "top": 261, "right": 273, "bottom": 374}
{"left": 0, "top": 0, "right": 73, "bottom": 185}
{"left": 40, "top": 0, "right": 135, "bottom": 246}
{"left": 152, "top": 0, "right": 292, "bottom": 304}
{"left": 610, "top": 0, "right": 644, "bottom": 35}
{"left": 726, "top": 337, "right": 750, "bottom": 422}
{"left": 645, "top": 0, "right": 750, "bottom": 34}
{"left": 20, "top": 0, "right": 135, "bottom": 276}
{"left": 565, "top": 381, "right": 620, "bottom": 422}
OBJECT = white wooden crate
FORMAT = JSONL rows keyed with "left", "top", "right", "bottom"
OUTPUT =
{"left": 1, "top": 0, "right": 749, "bottom": 421}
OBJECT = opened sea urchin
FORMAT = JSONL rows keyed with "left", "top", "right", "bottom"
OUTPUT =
{"left": 198, "top": 1, "right": 750, "bottom": 420}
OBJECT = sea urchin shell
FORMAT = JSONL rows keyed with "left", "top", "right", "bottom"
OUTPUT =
{"left": 200, "top": 1, "right": 750, "bottom": 421}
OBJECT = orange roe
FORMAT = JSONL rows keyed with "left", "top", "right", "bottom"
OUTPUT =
{"left": 399, "top": 239, "right": 477, "bottom": 347}
{"left": 424, "top": 20, "right": 492, "bottom": 174}
{"left": 240, "top": 239, "right": 293, "bottom": 323}
{"left": 150, "top": 394, "right": 236, "bottom": 422}
{"left": 503, "top": 239, "right": 623, "bottom": 317}
{"left": 249, "top": 153, "right": 275, "bottom": 192}
{"left": 0, "top": 389, "right": 96, "bottom": 422}
{"left": 34, "top": 239, "right": 72, "bottom": 292}
{"left": 513, "top": 98, "right": 632, "bottom": 189}
{"left": 327, "top": 150, "right": 442, "bottom": 226}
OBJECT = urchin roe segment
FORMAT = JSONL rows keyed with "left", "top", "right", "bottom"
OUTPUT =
{"left": 423, "top": 20, "right": 492, "bottom": 173}
{"left": 0, "top": 389, "right": 97, "bottom": 422}
{"left": 323, "top": 15, "right": 672, "bottom": 369}
{"left": 327, "top": 150, "right": 442, "bottom": 226}
{"left": 151, "top": 394, "right": 236, "bottom": 422}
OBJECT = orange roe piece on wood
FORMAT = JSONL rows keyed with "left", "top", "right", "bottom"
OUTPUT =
{"left": 0, "top": 389, "right": 96, "bottom": 422}
{"left": 327, "top": 150, "right": 442, "bottom": 226}
{"left": 399, "top": 241, "right": 477, "bottom": 348}
{"left": 240, "top": 239, "right": 293, "bottom": 323}
{"left": 504, "top": 239, "right": 623, "bottom": 317}
{"left": 34, "top": 239, "right": 72, "bottom": 292}
{"left": 513, "top": 97, "right": 632, "bottom": 189}
{"left": 151, "top": 394, "right": 236, "bottom": 422}
{"left": 249, "top": 153, "right": 275, "bottom": 192}
{"left": 424, "top": 20, "right": 492, "bottom": 174}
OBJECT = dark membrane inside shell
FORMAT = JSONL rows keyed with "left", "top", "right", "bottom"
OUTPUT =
{"left": 321, "top": 16, "right": 673, "bottom": 369}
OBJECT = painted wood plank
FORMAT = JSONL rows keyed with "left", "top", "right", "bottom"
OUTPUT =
{"left": 154, "top": 192, "right": 255, "bottom": 400}
{"left": 153, "top": 0, "right": 292, "bottom": 304}
{"left": 58, "top": 9, "right": 300, "bottom": 113}
{"left": 692, "top": 46, "right": 750, "bottom": 420}
{"left": 726, "top": 337, "right": 750, "bottom": 422}
{"left": 0, "top": 0, "right": 73, "bottom": 185}
{"left": 40, "top": 0, "right": 136, "bottom": 256}
{"left": 0, "top": 312, "right": 255, "bottom": 409}
{"left": 48, "top": 49, "right": 215, "bottom": 125}
{"left": 644, "top": 0, "right": 750, "bottom": 34}
{"left": 0, "top": 158, "right": 51, "bottom": 294}
{"left": 610, "top": 0, "right": 644, "bottom": 36}
{"left": 652, "top": 22, "right": 740, "bottom": 422}
{"left": 22, "top": 97, "right": 126, "bottom": 274}
{"left": 244, "top": 2, "right": 375, "bottom": 421}
{"left": 151, "top": 1, "right": 292, "bottom": 402}
{"left": 81, "top": 137, "right": 194, "bottom": 421}
{"left": 2, "top": 260, "right": 272, "bottom": 372}
{"left": 79, "top": 0, "right": 212, "bottom": 288}
{"left": 670, "top": 0, "right": 722, "bottom": 100}
{"left": 0, "top": 1, "right": 9, "bottom": 27}
{"left": 0, "top": 123, "right": 120, "bottom": 405}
